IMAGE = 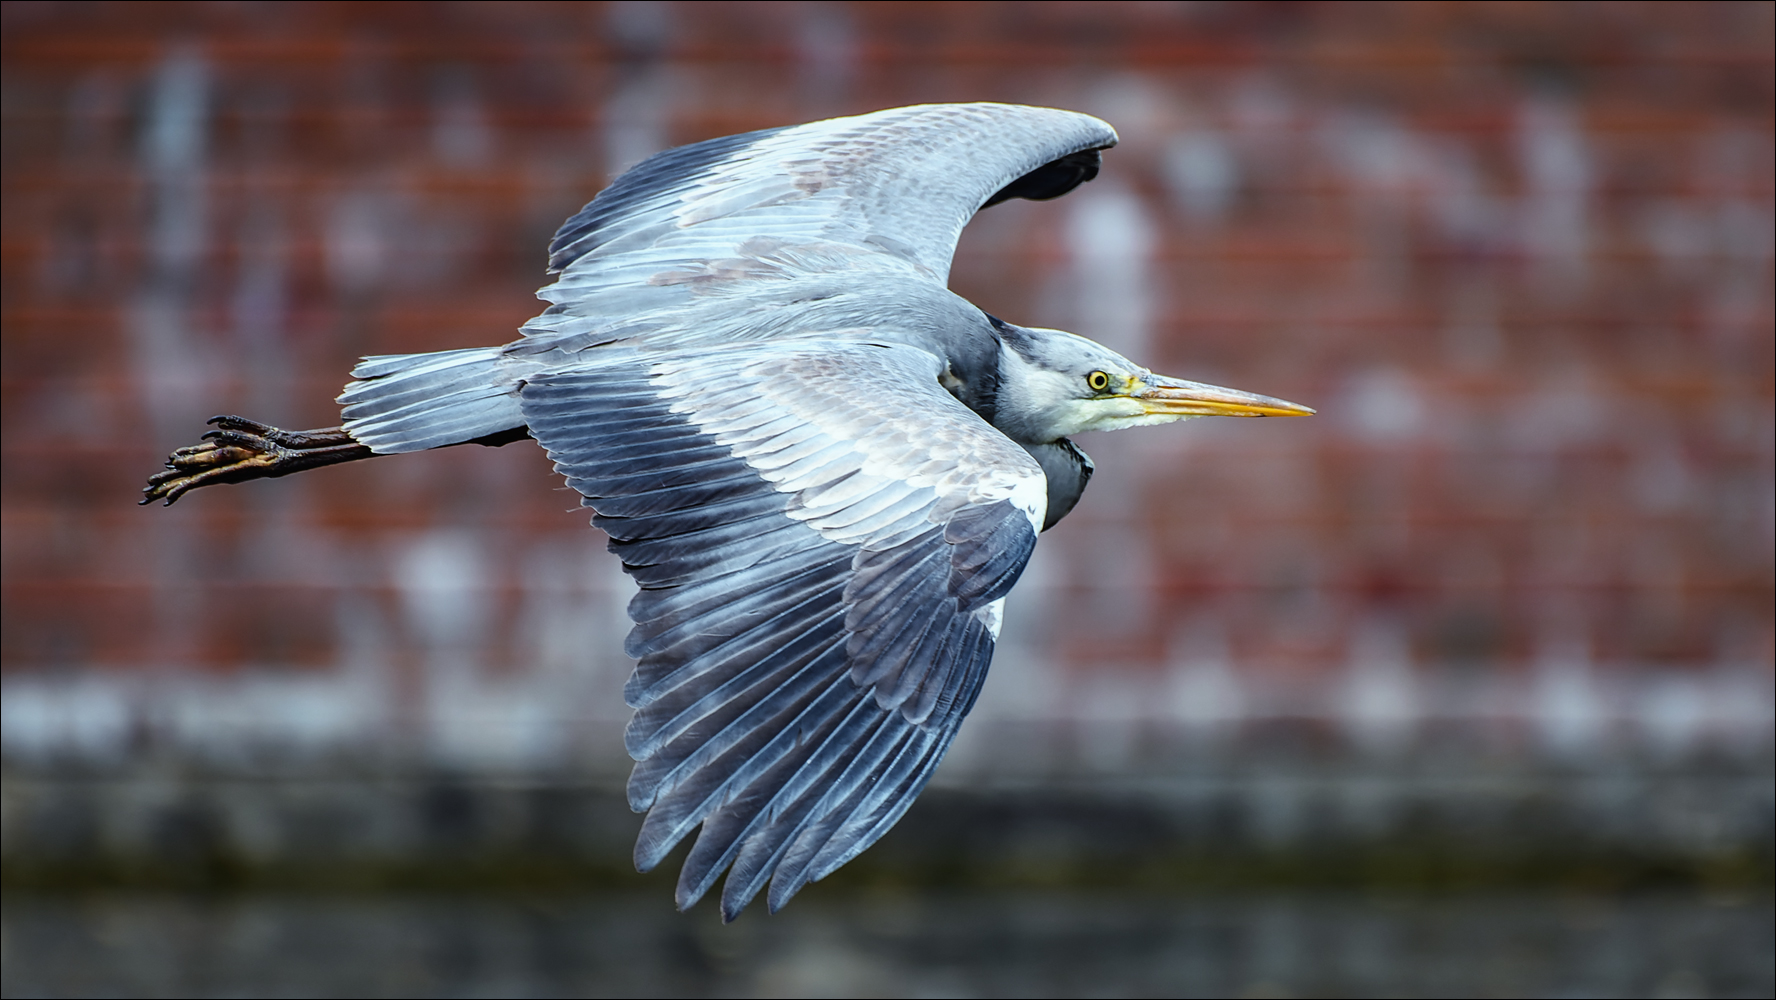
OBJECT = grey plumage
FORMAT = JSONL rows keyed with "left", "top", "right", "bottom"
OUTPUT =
{"left": 336, "top": 104, "right": 1116, "bottom": 456}
{"left": 521, "top": 340, "right": 1038, "bottom": 918}
{"left": 145, "top": 102, "right": 1314, "bottom": 919}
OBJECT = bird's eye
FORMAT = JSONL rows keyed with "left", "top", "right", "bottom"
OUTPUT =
{"left": 1086, "top": 370, "right": 1110, "bottom": 392}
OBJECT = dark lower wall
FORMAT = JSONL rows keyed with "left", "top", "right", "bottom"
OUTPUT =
{"left": 7, "top": 754, "right": 1769, "bottom": 894}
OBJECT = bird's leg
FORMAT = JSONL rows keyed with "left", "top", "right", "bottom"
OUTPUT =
{"left": 141, "top": 415, "right": 375, "bottom": 506}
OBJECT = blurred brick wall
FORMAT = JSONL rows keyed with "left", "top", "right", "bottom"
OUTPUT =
{"left": 2, "top": 2, "right": 1771, "bottom": 763}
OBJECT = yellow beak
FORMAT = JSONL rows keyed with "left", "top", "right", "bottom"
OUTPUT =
{"left": 1134, "top": 376, "right": 1315, "bottom": 418}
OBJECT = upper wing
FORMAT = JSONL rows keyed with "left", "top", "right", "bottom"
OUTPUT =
{"left": 333, "top": 105, "right": 1113, "bottom": 456}
{"left": 519, "top": 104, "right": 1116, "bottom": 350}
{"left": 518, "top": 339, "right": 1045, "bottom": 919}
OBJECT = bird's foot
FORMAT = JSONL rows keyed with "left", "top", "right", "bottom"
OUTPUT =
{"left": 142, "top": 415, "right": 372, "bottom": 506}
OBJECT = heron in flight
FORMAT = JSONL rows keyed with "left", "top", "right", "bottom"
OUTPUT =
{"left": 144, "top": 103, "right": 1311, "bottom": 919}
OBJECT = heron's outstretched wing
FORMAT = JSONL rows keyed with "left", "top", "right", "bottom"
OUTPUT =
{"left": 521, "top": 103, "right": 1116, "bottom": 349}
{"left": 518, "top": 340, "right": 1045, "bottom": 920}
{"left": 338, "top": 104, "right": 1114, "bottom": 454}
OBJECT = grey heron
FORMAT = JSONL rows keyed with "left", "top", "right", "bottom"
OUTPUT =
{"left": 143, "top": 103, "right": 1312, "bottom": 919}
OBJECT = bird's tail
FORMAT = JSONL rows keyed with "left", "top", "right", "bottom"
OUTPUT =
{"left": 337, "top": 347, "right": 526, "bottom": 454}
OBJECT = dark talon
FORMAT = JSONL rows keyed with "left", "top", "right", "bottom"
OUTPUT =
{"left": 141, "top": 417, "right": 374, "bottom": 506}
{"left": 200, "top": 429, "right": 266, "bottom": 448}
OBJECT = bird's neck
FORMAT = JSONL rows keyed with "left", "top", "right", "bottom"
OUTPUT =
{"left": 933, "top": 319, "right": 1005, "bottom": 428}
{"left": 1021, "top": 439, "right": 1094, "bottom": 531}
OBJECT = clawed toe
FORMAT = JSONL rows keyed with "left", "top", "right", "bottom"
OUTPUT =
{"left": 141, "top": 443, "right": 279, "bottom": 506}
{"left": 196, "top": 415, "right": 286, "bottom": 451}
{"left": 141, "top": 417, "right": 373, "bottom": 506}
{"left": 141, "top": 416, "right": 290, "bottom": 506}
{"left": 199, "top": 428, "right": 275, "bottom": 452}
{"left": 207, "top": 414, "right": 277, "bottom": 435}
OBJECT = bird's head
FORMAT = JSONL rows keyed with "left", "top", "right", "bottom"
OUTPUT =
{"left": 989, "top": 322, "right": 1313, "bottom": 444}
